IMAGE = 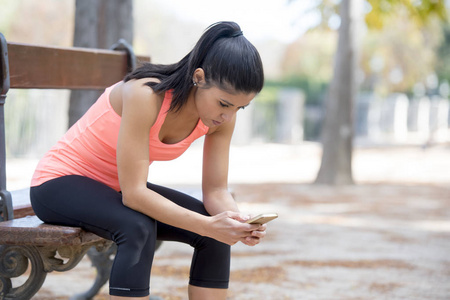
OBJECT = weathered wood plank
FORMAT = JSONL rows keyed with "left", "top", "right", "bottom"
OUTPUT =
{"left": 11, "top": 188, "right": 34, "bottom": 218}
{"left": 7, "top": 42, "right": 149, "bottom": 90}
{"left": 13, "top": 205, "right": 34, "bottom": 218}
{"left": 0, "top": 215, "right": 104, "bottom": 246}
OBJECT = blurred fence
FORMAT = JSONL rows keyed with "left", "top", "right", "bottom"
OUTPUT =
{"left": 234, "top": 89, "right": 450, "bottom": 146}
{"left": 4, "top": 88, "right": 450, "bottom": 158}
{"left": 5, "top": 89, "right": 69, "bottom": 158}
{"left": 354, "top": 93, "right": 450, "bottom": 145}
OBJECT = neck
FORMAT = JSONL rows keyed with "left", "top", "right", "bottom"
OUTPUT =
{"left": 172, "top": 88, "right": 199, "bottom": 121}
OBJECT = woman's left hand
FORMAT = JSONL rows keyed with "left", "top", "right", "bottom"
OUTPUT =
{"left": 230, "top": 214, "right": 267, "bottom": 246}
{"left": 242, "top": 223, "right": 267, "bottom": 246}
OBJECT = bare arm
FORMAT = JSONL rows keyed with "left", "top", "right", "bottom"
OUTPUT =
{"left": 116, "top": 80, "right": 258, "bottom": 245}
{"left": 202, "top": 116, "right": 266, "bottom": 246}
{"left": 202, "top": 116, "right": 239, "bottom": 215}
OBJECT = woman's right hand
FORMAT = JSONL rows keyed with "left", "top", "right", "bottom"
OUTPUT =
{"left": 205, "top": 211, "right": 262, "bottom": 246}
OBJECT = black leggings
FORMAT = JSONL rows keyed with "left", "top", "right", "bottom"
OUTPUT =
{"left": 30, "top": 175, "right": 230, "bottom": 297}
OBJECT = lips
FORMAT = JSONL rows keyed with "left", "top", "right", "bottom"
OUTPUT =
{"left": 212, "top": 120, "right": 222, "bottom": 126}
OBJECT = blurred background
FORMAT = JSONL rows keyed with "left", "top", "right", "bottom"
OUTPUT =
{"left": 1, "top": 1, "right": 450, "bottom": 299}
{"left": 0, "top": 0, "right": 449, "bottom": 189}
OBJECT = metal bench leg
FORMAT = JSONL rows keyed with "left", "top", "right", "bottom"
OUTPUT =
{"left": 1, "top": 240, "right": 112, "bottom": 300}
{"left": 0, "top": 245, "right": 47, "bottom": 300}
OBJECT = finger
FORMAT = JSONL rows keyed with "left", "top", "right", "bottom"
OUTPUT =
{"left": 249, "top": 224, "right": 266, "bottom": 232}
{"left": 243, "top": 223, "right": 261, "bottom": 232}
{"left": 229, "top": 212, "right": 251, "bottom": 223}
{"left": 240, "top": 236, "right": 260, "bottom": 246}
{"left": 252, "top": 230, "right": 266, "bottom": 238}
{"left": 247, "top": 236, "right": 261, "bottom": 245}
{"left": 236, "top": 215, "right": 251, "bottom": 223}
{"left": 240, "top": 226, "right": 261, "bottom": 238}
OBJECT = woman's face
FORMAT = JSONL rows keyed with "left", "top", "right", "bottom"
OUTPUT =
{"left": 194, "top": 84, "right": 255, "bottom": 128}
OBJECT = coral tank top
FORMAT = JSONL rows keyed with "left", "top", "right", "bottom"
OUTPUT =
{"left": 31, "top": 83, "right": 209, "bottom": 191}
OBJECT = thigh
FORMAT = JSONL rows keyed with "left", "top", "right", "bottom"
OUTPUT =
{"left": 147, "top": 183, "right": 208, "bottom": 215}
{"left": 30, "top": 175, "right": 148, "bottom": 241}
{"left": 146, "top": 183, "right": 209, "bottom": 243}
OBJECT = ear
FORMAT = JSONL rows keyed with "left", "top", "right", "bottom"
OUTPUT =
{"left": 192, "top": 68, "right": 205, "bottom": 85}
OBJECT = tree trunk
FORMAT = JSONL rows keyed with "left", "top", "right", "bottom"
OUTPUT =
{"left": 68, "top": 0, "right": 133, "bottom": 127}
{"left": 314, "top": 0, "right": 361, "bottom": 185}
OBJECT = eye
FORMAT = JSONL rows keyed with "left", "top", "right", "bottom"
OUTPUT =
{"left": 219, "top": 101, "right": 229, "bottom": 108}
{"left": 238, "top": 104, "right": 250, "bottom": 110}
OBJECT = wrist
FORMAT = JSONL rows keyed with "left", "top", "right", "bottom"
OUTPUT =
{"left": 197, "top": 214, "right": 212, "bottom": 237}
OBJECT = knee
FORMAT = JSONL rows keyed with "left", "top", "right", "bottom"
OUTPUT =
{"left": 114, "top": 214, "right": 156, "bottom": 248}
{"left": 193, "top": 235, "right": 231, "bottom": 255}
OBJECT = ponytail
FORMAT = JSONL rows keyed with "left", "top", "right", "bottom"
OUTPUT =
{"left": 124, "top": 21, "right": 264, "bottom": 112}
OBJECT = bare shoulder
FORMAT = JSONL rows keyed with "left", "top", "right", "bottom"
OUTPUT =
{"left": 121, "top": 78, "right": 160, "bottom": 98}
{"left": 110, "top": 78, "right": 163, "bottom": 123}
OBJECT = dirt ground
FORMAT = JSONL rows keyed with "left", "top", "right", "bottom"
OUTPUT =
{"left": 7, "top": 144, "right": 450, "bottom": 299}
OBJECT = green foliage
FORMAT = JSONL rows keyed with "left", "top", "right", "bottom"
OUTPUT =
{"left": 366, "top": 0, "right": 448, "bottom": 30}
{"left": 436, "top": 23, "right": 450, "bottom": 82}
{"left": 286, "top": 0, "right": 448, "bottom": 97}
{"left": 253, "top": 87, "right": 279, "bottom": 141}
{"left": 264, "top": 77, "right": 328, "bottom": 106}
{"left": 277, "top": 27, "right": 334, "bottom": 105}
{"left": 359, "top": 13, "right": 443, "bottom": 96}
{"left": 255, "top": 86, "right": 279, "bottom": 104}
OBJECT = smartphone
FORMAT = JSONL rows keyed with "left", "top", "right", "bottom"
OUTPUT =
{"left": 246, "top": 213, "right": 278, "bottom": 224}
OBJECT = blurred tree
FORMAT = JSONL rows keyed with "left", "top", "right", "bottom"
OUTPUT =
{"left": 284, "top": 1, "right": 446, "bottom": 99}
{"left": 299, "top": 0, "right": 448, "bottom": 185}
{"left": 365, "top": 0, "right": 447, "bottom": 30}
{"left": 436, "top": 23, "right": 450, "bottom": 83}
{"left": 315, "top": 0, "right": 361, "bottom": 185}
{"left": 68, "top": 0, "right": 133, "bottom": 127}
{"left": 360, "top": 15, "right": 442, "bottom": 96}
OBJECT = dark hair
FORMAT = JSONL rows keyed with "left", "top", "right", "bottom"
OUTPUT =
{"left": 124, "top": 21, "right": 264, "bottom": 112}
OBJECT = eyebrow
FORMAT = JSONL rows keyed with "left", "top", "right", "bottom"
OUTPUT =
{"left": 220, "top": 98, "right": 250, "bottom": 109}
{"left": 220, "top": 98, "right": 235, "bottom": 106}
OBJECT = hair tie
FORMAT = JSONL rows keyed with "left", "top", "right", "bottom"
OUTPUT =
{"left": 231, "top": 30, "right": 243, "bottom": 37}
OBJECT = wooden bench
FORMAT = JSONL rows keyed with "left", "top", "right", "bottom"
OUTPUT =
{"left": 0, "top": 33, "right": 150, "bottom": 299}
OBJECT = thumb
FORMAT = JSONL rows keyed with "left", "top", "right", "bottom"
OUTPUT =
{"left": 229, "top": 212, "right": 250, "bottom": 223}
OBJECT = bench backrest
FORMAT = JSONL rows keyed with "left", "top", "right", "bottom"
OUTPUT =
{"left": 0, "top": 33, "right": 150, "bottom": 221}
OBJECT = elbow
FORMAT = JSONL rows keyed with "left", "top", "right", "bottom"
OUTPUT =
{"left": 121, "top": 195, "right": 134, "bottom": 208}
{"left": 121, "top": 195, "right": 136, "bottom": 210}
{"left": 203, "top": 187, "right": 232, "bottom": 202}
{"left": 121, "top": 189, "right": 142, "bottom": 211}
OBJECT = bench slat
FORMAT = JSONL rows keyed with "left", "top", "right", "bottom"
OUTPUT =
{"left": 13, "top": 205, "right": 34, "bottom": 218}
{"left": 11, "top": 188, "right": 34, "bottom": 218}
{"left": 8, "top": 42, "right": 149, "bottom": 90}
{"left": 0, "top": 215, "right": 104, "bottom": 246}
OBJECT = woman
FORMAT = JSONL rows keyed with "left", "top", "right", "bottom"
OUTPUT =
{"left": 30, "top": 21, "right": 266, "bottom": 299}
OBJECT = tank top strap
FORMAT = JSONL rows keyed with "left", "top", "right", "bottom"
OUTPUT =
{"left": 151, "top": 90, "right": 173, "bottom": 131}
{"left": 149, "top": 89, "right": 209, "bottom": 146}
